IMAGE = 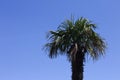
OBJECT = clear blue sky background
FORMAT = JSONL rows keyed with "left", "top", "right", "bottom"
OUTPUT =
{"left": 0, "top": 0, "right": 120, "bottom": 80}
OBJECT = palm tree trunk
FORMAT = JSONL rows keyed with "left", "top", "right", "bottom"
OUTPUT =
{"left": 71, "top": 51, "right": 84, "bottom": 80}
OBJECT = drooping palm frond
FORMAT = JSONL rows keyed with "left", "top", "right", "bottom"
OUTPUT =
{"left": 85, "top": 32, "right": 106, "bottom": 59}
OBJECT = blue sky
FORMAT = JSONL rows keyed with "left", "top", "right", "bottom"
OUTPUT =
{"left": 0, "top": 0, "right": 120, "bottom": 80}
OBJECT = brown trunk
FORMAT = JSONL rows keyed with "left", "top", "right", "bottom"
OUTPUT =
{"left": 71, "top": 50, "right": 84, "bottom": 80}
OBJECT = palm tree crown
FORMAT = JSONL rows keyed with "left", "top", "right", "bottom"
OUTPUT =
{"left": 45, "top": 17, "right": 106, "bottom": 61}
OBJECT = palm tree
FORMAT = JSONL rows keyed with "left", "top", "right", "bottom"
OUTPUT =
{"left": 44, "top": 17, "right": 106, "bottom": 80}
